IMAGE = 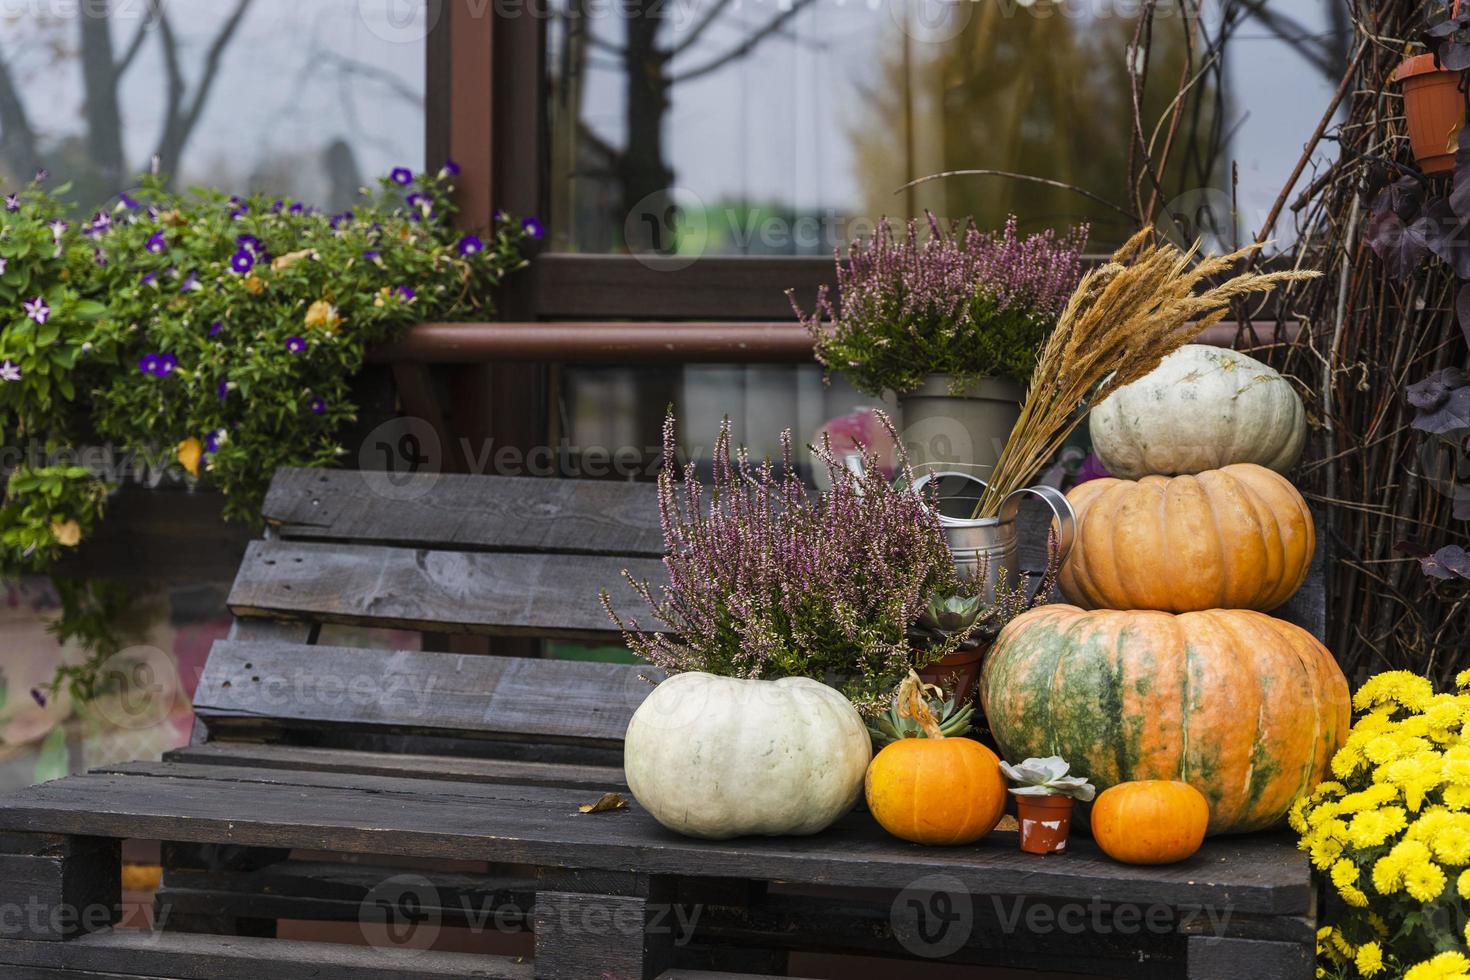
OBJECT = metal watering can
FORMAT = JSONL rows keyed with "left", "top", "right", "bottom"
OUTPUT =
{"left": 908, "top": 469, "right": 1077, "bottom": 603}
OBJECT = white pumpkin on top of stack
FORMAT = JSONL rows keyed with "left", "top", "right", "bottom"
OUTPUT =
{"left": 1088, "top": 344, "right": 1307, "bottom": 479}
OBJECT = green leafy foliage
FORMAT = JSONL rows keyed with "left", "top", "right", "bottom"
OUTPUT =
{"left": 0, "top": 464, "right": 110, "bottom": 571}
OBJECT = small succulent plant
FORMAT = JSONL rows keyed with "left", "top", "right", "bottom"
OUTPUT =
{"left": 866, "top": 673, "right": 974, "bottom": 746}
{"left": 1000, "top": 756, "right": 1097, "bottom": 801}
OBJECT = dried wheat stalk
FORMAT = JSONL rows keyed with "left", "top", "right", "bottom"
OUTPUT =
{"left": 975, "top": 227, "right": 1321, "bottom": 517}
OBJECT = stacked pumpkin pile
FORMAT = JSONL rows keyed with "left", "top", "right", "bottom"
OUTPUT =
{"left": 981, "top": 345, "right": 1353, "bottom": 837}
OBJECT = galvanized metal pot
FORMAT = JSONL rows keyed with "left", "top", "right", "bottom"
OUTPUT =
{"left": 910, "top": 471, "right": 1077, "bottom": 603}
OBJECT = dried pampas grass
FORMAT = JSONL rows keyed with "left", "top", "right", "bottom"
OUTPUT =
{"left": 974, "top": 227, "right": 1321, "bottom": 518}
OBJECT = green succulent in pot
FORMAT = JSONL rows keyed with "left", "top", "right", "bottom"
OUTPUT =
{"left": 865, "top": 675, "right": 974, "bottom": 747}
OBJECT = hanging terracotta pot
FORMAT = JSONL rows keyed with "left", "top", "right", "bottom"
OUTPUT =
{"left": 1398, "top": 6, "right": 1467, "bottom": 177}
{"left": 1015, "top": 794, "right": 1074, "bottom": 855}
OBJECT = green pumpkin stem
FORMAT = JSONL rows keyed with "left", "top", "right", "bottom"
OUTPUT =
{"left": 895, "top": 670, "right": 946, "bottom": 739}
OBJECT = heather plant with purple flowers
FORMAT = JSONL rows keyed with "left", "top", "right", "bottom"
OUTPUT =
{"left": 791, "top": 214, "right": 1088, "bottom": 396}
{"left": 603, "top": 412, "right": 974, "bottom": 712}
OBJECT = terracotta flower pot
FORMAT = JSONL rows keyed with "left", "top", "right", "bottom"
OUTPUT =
{"left": 918, "top": 646, "right": 986, "bottom": 705}
{"left": 1015, "top": 794, "right": 1074, "bottom": 854}
{"left": 1396, "top": 52, "right": 1466, "bottom": 175}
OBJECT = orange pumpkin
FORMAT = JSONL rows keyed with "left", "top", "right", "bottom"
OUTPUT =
{"left": 1059, "top": 463, "right": 1314, "bottom": 613}
{"left": 864, "top": 673, "right": 1007, "bottom": 845}
{"left": 1091, "top": 781, "right": 1209, "bottom": 864}
{"left": 980, "top": 605, "right": 1350, "bottom": 835}
{"left": 866, "top": 737, "right": 1008, "bottom": 845}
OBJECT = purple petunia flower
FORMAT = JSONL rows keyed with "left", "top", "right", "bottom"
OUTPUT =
{"left": 406, "top": 192, "right": 429, "bottom": 210}
{"left": 209, "top": 321, "right": 224, "bottom": 338}
{"left": 93, "top": 248, "right": 107, "bottom": 267}
{"left": 156, "top": 354, "right": 177, "bottom": 376}
{"left": 288, "top": 202, "right": 305, "bottom": 214}
{"left": 34, "top": 169, "right": 47, "bottom": 182}
{"left": 230, "top": 249, "right": 255, "bottom": 274}
{"left": 22, "top": 297, "right": 49, "bottom": 325}
{"left": 285, "top": 335, "right": 306, "bottom": 353}
{"left": 29, "top": 688, "right": 45, "bottom": 707}
{"left": 390, "top": 167, "right": 413, "bottom": 186}
{"left": 138, "top": 353, "right": 161, "bottom": 375}
{"left": 217, "top": 378, "right": 229, "bottom": 401}
{"left": 443, "top": 159, "right": 461, "bottom": 177}
{"left": 4, "top": 193, "right": 19, "bottom": 211}
{"left": 522, "top": 217, "right": 545, "bottom": 240}
{"left": 48, "top": 219, "right": 67, "bottom": 239}
{"left": 0, "top": 360, "right": 21, "bottom": 383}
{"left": 309, "top": 396, "right": 326, "bottom": 415}
{"left": 118, "top": 192, "right": 139, "bottom": 210}
{"left": 205, "top": 430, "right": 224, "bottom": 454}
{"left": 330, "top": 212, "right": 352, "bottom": 229}
{"left": 140, "top": 272, "right": 157, "bottom": 286}
{"left": 363, "top": 249, "right": 381, "bottom": 262}
{"left": 145, "top": 231, "right": 167, "bottom": 254}
{"left": 180, "top": 271, "right": 199, "bottom": 292}
{"left": 395, "top": 286, "right": 416, "bottom": 303}
{"left": 457, "top": 234, "right": 484, "bottom": 257}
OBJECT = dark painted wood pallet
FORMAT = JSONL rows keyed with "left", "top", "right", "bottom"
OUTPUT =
{"left": 0, "top": 467, "right": 1323, "bottom": 979}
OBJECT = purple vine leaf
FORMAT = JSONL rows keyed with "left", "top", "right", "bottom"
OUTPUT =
{"left": 1457, "top": 283, "right": 1470, "bottom": 348}
{"left": 1419, "top": 545, "right": 1470, "bottom": 580}
{"left": 1407, "top": 367, "right": 1468, "bottom": 413}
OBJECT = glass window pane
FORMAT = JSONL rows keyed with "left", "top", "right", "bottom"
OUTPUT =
{"left": 0, "top": 0, "right": 425, "bottom": 210}
{"left": 547, "top": 0, "right": 1343, "bottom": 253}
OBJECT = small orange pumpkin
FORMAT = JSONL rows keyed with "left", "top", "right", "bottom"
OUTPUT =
{"left": 864, "top": 673, "right": 1007, "bottom": 845}
{"left": 1091, "top": 780, "right": 1209, "bottom": 864}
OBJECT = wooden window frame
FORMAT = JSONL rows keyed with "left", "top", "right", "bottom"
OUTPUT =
{"left": 429, "top": 0, "right": 834, "bottom": 323}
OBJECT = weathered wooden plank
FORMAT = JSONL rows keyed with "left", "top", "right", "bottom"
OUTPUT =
{"left": 262, "top": 467, "right": 664, "bottom": 556}
{"left": 0, "top": 928, "right": 529, "bottom": 980}
{"left": 535, "top": 887, "right": 676, "bottom": 980}
{"left": 1186, "top": 935, "right": 1314, "bottom": 979}
{"left": 165, "top": 743, "right": 626, "bottom": 790}
{"left": 0, "top": 764, "right": 1311, "bottom": 915}
{"left": 0, "top": 835, "right": 119, "bottom": 941}
{"left": 226, "top": 539, "right": 666, "bottom": 638}
{"left": 192, "top": 641, "right": 662, "bottom": 744}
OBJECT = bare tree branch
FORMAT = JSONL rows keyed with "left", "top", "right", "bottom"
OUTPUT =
{"left": 153, "top": 0, "right": 255, "bottom": 178}
{"left": 115, "top": 6, "right": 159, "bottom": 77}
{"left": 898, "top": 169, "right": 1137, "bottom": 222}
{"left": 671, "top": 0, "right": 735, "bottom": 55}
{"left": 668, "top": 0, "right": 818, "bottom": 84}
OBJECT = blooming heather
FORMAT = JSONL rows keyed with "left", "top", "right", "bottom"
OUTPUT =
{"left": 792, "top": 214, "right": 1088, "bottom": 396}
{"left": 604, "top": 412, "right": 963, "bottom": 711}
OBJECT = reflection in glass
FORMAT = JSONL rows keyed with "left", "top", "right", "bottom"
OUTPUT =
{"left": 548, "top": 0, "right": 1346, "bottom": 254}
{"left": 0, "top": 1, "right": 424, "bottom": 210}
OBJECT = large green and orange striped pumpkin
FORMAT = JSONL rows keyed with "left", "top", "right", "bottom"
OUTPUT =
{"left": 980, "top": 605, "right": 1350, "bottom": 835}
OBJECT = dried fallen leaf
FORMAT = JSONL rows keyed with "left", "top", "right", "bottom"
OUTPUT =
{"left": 578, "top": 792, "right": 629, "bottom": 814}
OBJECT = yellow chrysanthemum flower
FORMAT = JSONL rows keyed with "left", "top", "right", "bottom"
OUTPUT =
{"left": 1445, "top": 746, "right": 1470, "bottom": 786}
{"left": 1356, "top": 941, "right": 1386, "bottom": 977}
{"left": 1356, "top": 671, "right": 1435, "bottom": 712}
{"left": 1348, "top": 807, "right": 1407, "bottom": 849}
{"left": 1404, "top": 950, "right": 1470, "bottom": 980}
{"left": 1405, "top": 859, "right": 1447, "bottom": 902}
{"left": 1459, "top": 868, "right": 1470, "bottom": 900}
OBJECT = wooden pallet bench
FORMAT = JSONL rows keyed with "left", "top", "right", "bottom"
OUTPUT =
{"left": 0, "top": 467, "right": 1321, "bottom": 979}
